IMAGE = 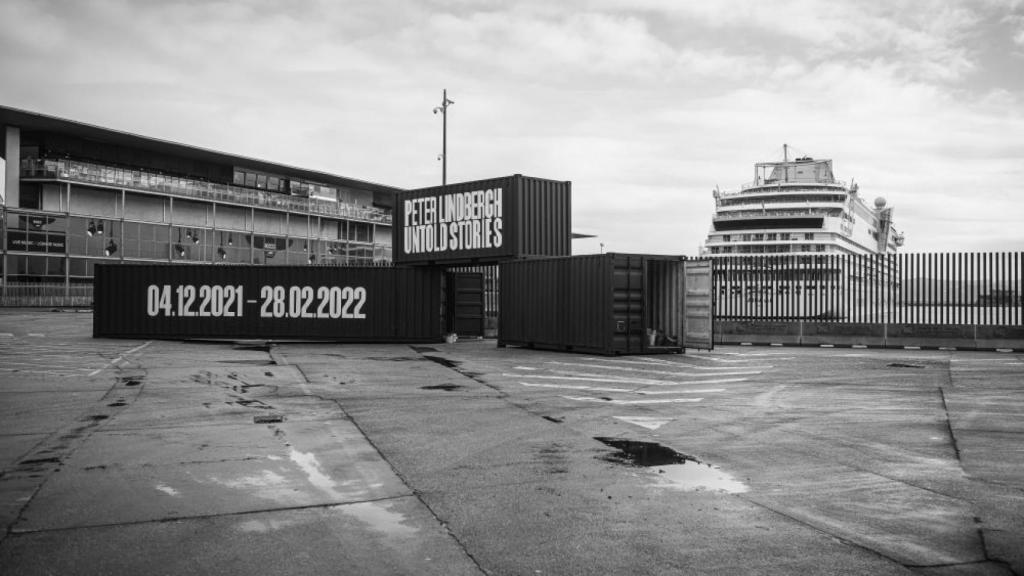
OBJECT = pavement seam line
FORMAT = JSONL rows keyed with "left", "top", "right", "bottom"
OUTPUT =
{"left": 286, "top": 355, "right": 490, "bottom": 576}
{"left": 740, "top": 494, "right": 938, "bottom": 569}
{"left": 2, "top": 360, "right": 148, "bottom": 545}
{"left": 7, "top": 495, "right": 416, "bottom": 537}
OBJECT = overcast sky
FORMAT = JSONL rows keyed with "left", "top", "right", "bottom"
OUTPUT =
{"left": 2, "top": 0, "right": 1022, "bottom": 254}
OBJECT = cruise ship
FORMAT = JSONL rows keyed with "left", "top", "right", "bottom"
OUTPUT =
{"left": 702, "top": 145, "right": 905, "bottom": 319}
{"left": 702, "top": 145, "right": 904, "bottom": 258}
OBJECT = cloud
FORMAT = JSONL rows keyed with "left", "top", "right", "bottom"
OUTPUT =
{"left": 0, "top": 0, "right": 1021, "bottom": 255}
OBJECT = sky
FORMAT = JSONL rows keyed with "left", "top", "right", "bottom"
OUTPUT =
{"left": 1, "top": 0, "right": 1022, "bottom": 255}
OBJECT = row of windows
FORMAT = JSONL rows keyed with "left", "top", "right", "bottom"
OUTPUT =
{"left": 232, "top": 168, "right": 348, "bottom": 202}
{"left": 709, "top": 244, "right": 830, "bottom": 254}
{"left": 720, "top": 194, "right": 846, "bottom": 207}
{"left": 4, "top": 213, "right": 388, "bottom": 265}
{"left": 2, "top": 247, "right": 392, "bottom": 282}
{"left": 718, "top": 233, "right": 816, "bottom": 242}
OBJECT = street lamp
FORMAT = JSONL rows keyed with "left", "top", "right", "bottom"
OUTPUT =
{"left": 433, "top": 89, "right": 454, "bottom": 186}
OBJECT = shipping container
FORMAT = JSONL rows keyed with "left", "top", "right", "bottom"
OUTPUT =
{"left": 498, "top": 253, "right": 697, "bottom": 355}
{"left": 393, "top": 174, "right": 571, "bottom": 265}
{"left": 93, "top": 263, "right": 442, "bottom": 342}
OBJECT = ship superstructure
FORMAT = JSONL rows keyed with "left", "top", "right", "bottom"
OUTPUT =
{"left": 703, "top": 145, "right": 905, "bottom": 319}
{"left": 702, "top": 145, "right": 903, "bottom": 258}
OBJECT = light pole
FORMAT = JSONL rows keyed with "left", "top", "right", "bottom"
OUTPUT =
{"left": 433, "top": 89, "right": 454, "bottom": 186}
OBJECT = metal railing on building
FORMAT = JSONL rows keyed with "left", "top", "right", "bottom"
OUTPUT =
{"left": 21, "top": 158, "right": 392, "bottom": 225}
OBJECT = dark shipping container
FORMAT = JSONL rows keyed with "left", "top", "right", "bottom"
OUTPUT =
{"left": 393, "top": 174, "right": 571, "bottom": 265}
{"left": 93, "top": 264, "right": 442, "bottom": 342}
{"left": 498, "top": 253, "right": 687, "bottom": 355}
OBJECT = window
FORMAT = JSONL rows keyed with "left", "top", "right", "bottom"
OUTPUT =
{"left": 722, "top": 234, "right": 731, "bottom": 242}
{"left": 804, "top": 233, "right": 814, "bottom": 240}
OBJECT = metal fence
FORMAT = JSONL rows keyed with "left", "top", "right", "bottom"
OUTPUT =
{"left": 0, "top": 283, "right": 94, "bottom": 307}
{"left": 712, "top": 252, "right": 1023, "bottom": 326}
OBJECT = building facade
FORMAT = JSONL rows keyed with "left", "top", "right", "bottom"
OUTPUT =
{"left": 1, "top": 106, "right": 397, "bottom": 304}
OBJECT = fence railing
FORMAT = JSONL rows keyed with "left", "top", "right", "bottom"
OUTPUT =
{"left": 0, "top": 283, "right": 93, "bottom": 308}
{"left": 21, "top": 158, "right": 392, "bottom": 225}
{"left": 712, "top": 252, "right": 1023, "bottom": 326}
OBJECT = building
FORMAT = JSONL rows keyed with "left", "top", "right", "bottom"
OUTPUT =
{"left": 1, "top": 105, "right": 398, "bottom": 305}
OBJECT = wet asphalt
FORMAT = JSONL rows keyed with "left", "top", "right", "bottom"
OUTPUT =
{"left": 1, "top": 309, "right": 1022, "bottom": 575}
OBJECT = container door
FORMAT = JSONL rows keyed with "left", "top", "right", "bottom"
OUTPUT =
{"left": 683, "top": 260, "right": 714, "bottom": 350}
{"left": 446, "top": 272, "right": 485, "bottom": 338}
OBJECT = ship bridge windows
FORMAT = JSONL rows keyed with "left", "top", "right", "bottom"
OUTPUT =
{"left": 721, "top": 193, "right": 845, "bottom": 207}
{"left": 713, "top": 217, "right": 824, "bottom": 231}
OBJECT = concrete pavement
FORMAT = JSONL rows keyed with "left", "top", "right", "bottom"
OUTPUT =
{"left": 1, "top": 309, "right": 1023, "bottom": 575}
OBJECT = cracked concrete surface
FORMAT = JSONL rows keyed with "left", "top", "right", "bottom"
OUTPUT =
{"left": 1, "top": 310, "right": 1023, "bottom": 575}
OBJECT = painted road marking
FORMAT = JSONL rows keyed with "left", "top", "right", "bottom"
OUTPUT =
{"left": 562, "top": 396, "right": 704, "bottom": 405}
{"left": 546, "top": 361, "right": 765, "bottom": 376}
{"left": 636, "top": 388, "right": 725, "bottom": 395}
{"left": 522, "top": 382, "right": 723, "bottom": 395}
{"left": 614, "top": 416, "right": 672, "bottom": 430}
{"left": 87, "top": 341, "right": 153, "bottom": 376}
{"left": 522, "top": 382, "right": 633, "bottom": 393}
{"left": 503, "top": 373, "right": 748, "bottom": 386}
{"left": 580, "top": 357, "right": 773, "bottom": 370}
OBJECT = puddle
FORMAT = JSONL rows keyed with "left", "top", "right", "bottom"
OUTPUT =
{"left": 338, "top": 500, "right": 419, "bottom": 539}
{"left": 651, "top": 462, "right": 748, "bottom": 493}
{"left": 420, "top": 384, "right": 463, "bottom": 391}
{"left": 119, "top": 377, "right": 142, "bottom": 387}
{"left": 107, "top": 401, "right": 127, "bottom": 407}
{"left": 422, "top": 355, "right": 461, "bottom": 369}
{"left": 410, "top": 346, "right": 439, "bottom": 353}
{"left": 289, "top": 448, "right": 351, "bottom": 501}
{"left": 218, "top": 359, "right": 275, "bottom": 365}
{"left": 236, "top": 517, "right": 304, "bottom": 533}
{"left": 213, "top": 470, "right": 287, "bottom": 490}
{"left": 595, "top": 437, "right": 748, "bottom": 494}
{"left": 596, "top": 437, "right": 695, "bottom": 466}
{"left": 154, "top": 483, "right": 180, "bottom": 497}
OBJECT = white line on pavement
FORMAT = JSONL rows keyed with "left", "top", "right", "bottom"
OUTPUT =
{"left": 502, "top": 373, "right": 748, "bottom": 386}
{"left": 546, "top": 360, "right": 765, "bottom": 376}
{"left": 521, "top": 382, "right": 633, "bottom": 392}
{"left": 88, "top": 341, "right": 153, "bottom": 376}
{"left": 562, "top": 396, "right": 704, "bottom": 405}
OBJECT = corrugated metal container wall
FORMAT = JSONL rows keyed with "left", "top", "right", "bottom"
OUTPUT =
{"left": 498, "top": 254, "right": 686, "bottom": 355}
{"left": 93, "top": 264, "right": 442, "bottom": 342}
{"left": 393, "top": 174, "right": 571, "bottom": 265}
